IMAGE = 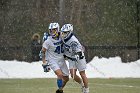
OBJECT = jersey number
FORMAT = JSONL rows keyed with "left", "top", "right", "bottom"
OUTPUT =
{"left": 54, "top": 45, "right": 64, "bottom": 54}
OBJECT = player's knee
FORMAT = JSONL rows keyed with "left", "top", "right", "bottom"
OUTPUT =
{"left": 80, "top": 74, "right": 87, "bottom": 79}
{"left": 57, "top": 73, "right": 63, "bottom": 79}
{"left": 71, "top": 74, "right": 79, "bottom": 80}
{"left": 80, "top": 71, "right": 87, "bottom": 78}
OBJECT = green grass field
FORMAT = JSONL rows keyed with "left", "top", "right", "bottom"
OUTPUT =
{"left": 0, "top": 78, "right": 140, "bottom": 93}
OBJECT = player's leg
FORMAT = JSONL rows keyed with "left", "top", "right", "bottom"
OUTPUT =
{"left": 55, "top": 69, "right": 69, "bottom": 93}
{"left": 77, "top": 59, "right": 89, "bottom": 93}
{"left": 55, "top": 69, "right": 64, "bottom": 90}
{"left": 62, "top": 76, "right": 69, "bottom": 88}
{"left": 69, "top": 69, "right": 84, "bottom": 86}
{"left": 55, "top": 59, "right": 69, "bottom": 93}
{"left": 60, "top": 59, "right": 69, "bottom": 89}
{"left": 49, "top": 60, "right": 64, "bottom": 93}
{"left": 79, "top": 70, "right": 89, "bottom": 93}
{"left": 69, "top": 60, "right": 84, "bottom": 88}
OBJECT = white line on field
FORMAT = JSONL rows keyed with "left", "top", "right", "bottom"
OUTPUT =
{"left": 65, "top": 82, "right": 140, "bottom": 89}
{"left": 90, "top": 83, "right": 140, "bottom": 89}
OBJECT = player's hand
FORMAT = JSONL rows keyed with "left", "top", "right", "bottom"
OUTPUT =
{"left": 74, "top": 51, "right": 84, "bottom": 61}
{"left": 42, "top": 63, "right": 51, "bottom": 72}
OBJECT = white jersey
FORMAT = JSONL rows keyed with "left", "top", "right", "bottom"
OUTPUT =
{"left": 63, "top": 33, "right": 86, "bottom": 71}
{"left": 63, "top": 34, "right": 83, "bottom": 58}
{"left": 42, "top": 36, "right": 64, "bottom": 61}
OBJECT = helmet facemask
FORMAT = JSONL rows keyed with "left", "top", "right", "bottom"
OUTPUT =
{"left": 61, "top": 31, "right": 71, "bottom": 39}
{"left": 48, "top": 23, "right": 59, "bottom": 38}
{"left": 49, "top": 28, "right": 58, "bottom": 38}
{"left": 60, "top": 24, "right": 73, "bottom": 40}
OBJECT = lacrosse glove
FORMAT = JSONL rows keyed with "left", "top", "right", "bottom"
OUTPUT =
{"left": 42, "top": 63, "right": 51, "bottom": 72}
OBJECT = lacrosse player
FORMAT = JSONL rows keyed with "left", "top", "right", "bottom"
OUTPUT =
{"left": 41, "top": 22, "right": 69, "bottom": 93}
{"left": 39, "top": 32, "right": 49, "bottom": 60}
{"left": 60, "top": 24, "right": 89, "bottom": 93}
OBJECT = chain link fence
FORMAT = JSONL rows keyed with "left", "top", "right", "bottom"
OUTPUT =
{"left": 0, "top": 45, "right": 139, "bottom": 63}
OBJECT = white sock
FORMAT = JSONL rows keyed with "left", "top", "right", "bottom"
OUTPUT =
{"left": 84, "top": 87, "right": 89, "bottom": 93}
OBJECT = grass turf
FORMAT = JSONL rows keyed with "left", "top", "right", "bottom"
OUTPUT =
{"left": 0, "top": 78, "right": 140, "bottom": 93}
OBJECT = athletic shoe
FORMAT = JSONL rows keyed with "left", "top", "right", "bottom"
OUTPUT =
{"left": 83, "top": 87, "right": 89, "bottom": 93}
{"left": 56, "top": 89, "right": 63, "bottom": 93}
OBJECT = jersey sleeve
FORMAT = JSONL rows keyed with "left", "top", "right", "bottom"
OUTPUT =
{"left": 42, "top": 40, "right": 50, "bottom": 49}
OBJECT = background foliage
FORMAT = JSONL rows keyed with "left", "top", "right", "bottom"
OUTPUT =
{"left": 0, "top": 0, "right": 139, "bottom": 61}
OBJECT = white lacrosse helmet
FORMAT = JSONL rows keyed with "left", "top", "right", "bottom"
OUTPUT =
{"left": 60, "top": 24, "right": 73, "bottom": 39}
{"left": 48, "top": 22, "right": 59, "bottom": 37}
